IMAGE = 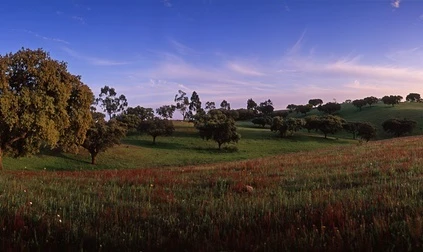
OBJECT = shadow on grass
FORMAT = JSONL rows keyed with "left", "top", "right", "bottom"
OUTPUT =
{"left": 123, "top": 139, "right": 187, "bottom": 150}
{"left": 40, "top": 149, "right": 90, "bottom": 164}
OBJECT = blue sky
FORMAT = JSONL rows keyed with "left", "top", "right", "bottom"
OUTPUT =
{"left": 1, "top": 0, "right": 423, "bottom": 113}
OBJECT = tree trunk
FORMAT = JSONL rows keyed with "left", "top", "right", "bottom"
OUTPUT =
{"left": 0, "top": 149, "right": 3, "bottom": 170}
{"left": 153, "top": 136, "right": 156, "bottom": 145}
{"left": 218, "top": 142, "right": 222, "bottom": 150}
{"left": 91, "top": 153, "right": 97, "bottom": 165}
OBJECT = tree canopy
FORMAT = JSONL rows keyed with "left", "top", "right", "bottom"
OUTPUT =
{"left": 174, "top": 90, "right": 190, "bottom": 120}
{"left": 406, "top": 93, "right": 421, "bottom": 102}
{"left": 194, "top": 109, "right": 240, "bottom": 149}
{"left": 82, "top": 113, "right": 126, "bottom": 164}
{"left": 96, "top": 85, "right": 128, "bottom": 119}
{"left": 382, "top": 119, "right": 417, "bottom": 137}
{"left": 308, "top": 99, "right": 323, "bottom": 107}
{"left": 317, "top": 102, "right": 341, "bottom": 114}
{"left": 352, "top": 99, "right": 367, "bottom": 111}
{"left": 0, "top": 48, "right": 93, "bottom": 169}
{"left": 382, "top": 95, "right": 402, "bottom": 107}
{"left": 139, "top": 117, "right": 175, "bottom": 144}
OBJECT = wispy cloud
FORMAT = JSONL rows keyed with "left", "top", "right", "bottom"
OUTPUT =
{"left": 72, "top": 16, "right": 85, "bottom": 24}
{"left": 62, "top": 47, "right": 130, "bottom": 66}
{"left": 227, "top": 62, "right": 266, "bottom": 76}
{"left": 18, "top": 29, "right": 69, "bottom": 44}
{"left": 163, "top": 0, "right": 172, "bottom": 7}
{"left": 169, "top": 39, "right": 199, "bottom": 55}
{"left": 286, "top": 29, "right": 307, "bottom": 56}
{"left": 391, "top": 0, "right": 401, "bottom": 8}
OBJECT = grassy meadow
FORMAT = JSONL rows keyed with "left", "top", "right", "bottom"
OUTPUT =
{"left": 1, "top": 136, "right": 423, "bottom": 250}
{"left": 3, "top": 120, "right": 354, "bottom": 171}
{"left": 1, "top": 101, "right": 423, "bottom": 251}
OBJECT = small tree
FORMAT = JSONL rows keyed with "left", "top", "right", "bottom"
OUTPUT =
{"left": 357, "top": 122, "right": 377, "bottom": 142}
{"left": 308, "top": 99, "right": 323, "bottom": 108}
{"left": 352, "top": 99, "right": 367, "bottom": 111}
{"left": 344, "top": 121, "right": 376, "bottom": 141}
{"left": 174, "top": 90, "right": 190, "bottom": 120}
{"left": 364, "top": 96, "right": 379, "bottom": 107}
{"left": 304, "top": 115, "right": 320, "bottom": 133}
{"left": 139, "top": 117, "right": 175, "bottom": 144}
{"left": 258, "top": 99, "right": 274, "bottom": 116}
{"left": 247, "top": 98, "right": 258, "bottom": 112}
{"left": 252, "top": 116, "right": 272, "bottom": 128}
{"left": 317, "top": 102, "right": 342, "bottom": 114}
{"left": 96, "top": 86, "right": 128, "bottom": 119}
{"left": 82, "top": 114, "right": 126, "bottom": 164}
{"left": 382, "top": 118, "right": 417, "bottom": 137}
{"left": 220, "top": 100, "right": 231, "bottom": 110}
{"left": 286, "top": 104, "right": 297, "bottom": 113}
{"left": 205, "top": 101, "right": 216, "bottom": 111}
{"left": 194, "top": 110, "right": 240, "bottom": 149}
{"left": 406, "top": 93, "right": 421, "bottom": 102}
{"left": 271, "top": 117, "right": 305, "bottom": 137}
{"left": 156, "top": 105, "right": 176, "bottom": 119}
{"left": 316, "top": 115, "right": 346, "bottom": 139}
{"left": 295, "top": 104, "right": 312, "bottom": 115}
{"left": 382, "top": 95, "right": 402, "bottom": 107}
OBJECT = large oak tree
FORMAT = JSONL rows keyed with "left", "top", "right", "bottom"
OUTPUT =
{"left": 0, "top": 48, "right": 93, "bottom": 170}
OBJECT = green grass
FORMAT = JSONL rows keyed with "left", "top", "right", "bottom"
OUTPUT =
{"left": 291, "top": 102, "right": 423, "bottom": 139}
{"left": 1, "top": 136, "right": 423, "bottom": 251}
{"left": 3, "top": 121, "right": 354, "bottom": 171}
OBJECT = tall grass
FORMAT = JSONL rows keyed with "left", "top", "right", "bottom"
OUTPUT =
{"left": 1, "top": 136, "right": 423, "bottom": 250}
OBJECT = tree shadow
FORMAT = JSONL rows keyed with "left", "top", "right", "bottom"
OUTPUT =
{"left": 40, "top": 148, "right": 90, "bottom": 164}
{"left": 122, "top": 139, "right": 187, "bottom": 150}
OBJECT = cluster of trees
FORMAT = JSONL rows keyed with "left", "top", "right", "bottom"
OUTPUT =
{"left": 352, "top": 96, "right": 379, "bottom": 111}
{"left": 0, "top": 48, "right": 420, "bottom": 168}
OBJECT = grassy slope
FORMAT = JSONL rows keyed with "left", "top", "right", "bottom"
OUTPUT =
{"left": 1, "top": 136, "right": 423, "bottom": 250}
{"left": 3, "top": 121, "right": 353, "bottom": 171}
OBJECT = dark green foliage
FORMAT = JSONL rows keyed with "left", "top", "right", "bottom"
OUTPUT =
{"left": 382, "top": 95, "right": 402, "bottom": 107}
{"left": 195, "top": 110, "right": 240, "bottom": 149}
{"left": 364, "top": 96, "right": 379, "bottom": 107}
{"left": 356, "top": 122, "right": 377, "bottom": 142}
{"left": 116, "top": 106, "right": 154, "bottom": 131}
{"left": 235, "top": 108, "right": 256, "bottom": 121}
{"left": 295, "top": 104, "right": 312, "bottom": 115}
{"left": 252, "top": 116, "right": 272, "bottom": 127}
{"left": 344, "top": 122, "right": 376, "bottom": 141}
{"left": 258, "top": 99, "right": 274, "bottom": 116}
{"left": 96, "top": 86, "right": 128, "bottom": 119}
{"left": 174, "top": 90, "right": 190, "bottom": 120}
{"left": 189, "top": 91, "right": 201, "bottom": 112}
{"left": 317, "top": 102, "right": 342, "bottom": 114}
{"left": 82, "top": 115, "right": 126, "bottom": 164}
{"left": 247, "top": 98, "right": 258, "bottom": 112}
{"left": 308, "top": 98, "right": 323, "bottom": 107}
{"left": 271, "top": 117, "right": 305, "bottom": 137}
{"left": 352, "top": 99, "right": 367, "bottom": 111}
{"left": 205, "top": 101, "right": 216, "bottom": 111}
{"left": 286, "top": 104, "right": 297, "bottom": 113}
{"left": 304, "top": 115, "right": 320, "bottom": 133}
{"left": 139, "top": 117, "right": 175, "bottom": 144}
{"left": 382, "top": 118, "right": 417, "bottom": 137}
{"left": 220, "top": 100, "right": 231, "bottom": 110}
{"left": 271, "top": 110, "right": 289, "bottom": 118}
{"left": 156, "top": 105, "right": 176, "bottom": 119}
{"left": 0, "top": 48, "right": 93, "bottom": 169}
{"left": 308, "top": 115, "right": 346, "bottom": 138}
{"left": 406, "top": 93, "right": 421, "bottom": 102}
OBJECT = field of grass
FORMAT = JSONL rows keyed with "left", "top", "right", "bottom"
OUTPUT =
{"left": 1, "top": 136, "right": 423, "bottom": 250}
{"left": 3, "top": 121, "right": 354, "bottom": 171}
{"left": 292, "top": 102, "right": 423, "bottom": 139}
